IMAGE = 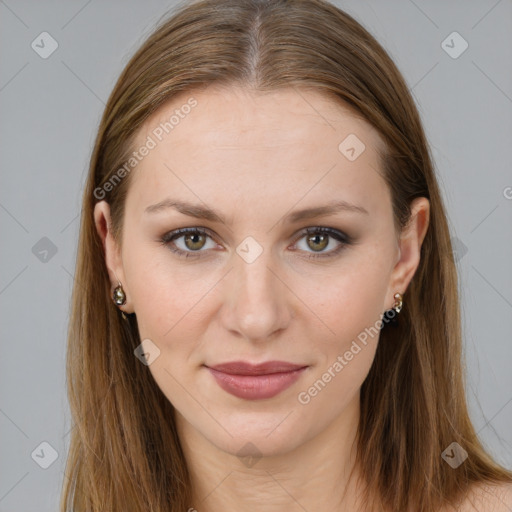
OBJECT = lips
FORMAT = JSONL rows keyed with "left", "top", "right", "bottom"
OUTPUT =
{"left": 208, "top": 360, "right": 306, "bottom": 375}
{"left": 205, "top": 360, "right": 308, "bottom": 400}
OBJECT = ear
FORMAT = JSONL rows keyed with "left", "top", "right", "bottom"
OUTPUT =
{"left": 386, "top": 197, "right": 430, "bottom": 307}
{"left": 93, "top": 201, "right": 134, "bottom": 314}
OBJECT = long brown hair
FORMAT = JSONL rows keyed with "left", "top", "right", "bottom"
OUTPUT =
{"left": 61, "top": 0, "right": 512, "bottom": 510}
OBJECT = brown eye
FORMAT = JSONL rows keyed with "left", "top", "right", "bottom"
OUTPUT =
{"left": 293, "top": 227, "right": 352, "bottom": 259}
{"left": 183, "top": 232, "right": 207, "bottom": 251}
{"left": 161, "top": 226, "right": 352, "bottom": 260}
{"left": 160, "top": 227, "right": 217, "bottom": 258}
{"left": 306, "top": 232, "right": 329, "bottom": 252}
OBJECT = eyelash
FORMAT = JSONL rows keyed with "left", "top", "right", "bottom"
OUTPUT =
{"left": 159, "top": 226, "right": 352, "bottom": 260}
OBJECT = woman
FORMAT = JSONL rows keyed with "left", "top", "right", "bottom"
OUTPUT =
{"left": 61, "top": 0, "right": 512, "bottom": 510}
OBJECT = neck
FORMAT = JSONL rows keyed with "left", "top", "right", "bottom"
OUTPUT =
{"left": 176, "top": 393, "right": 366, "bottom": 512}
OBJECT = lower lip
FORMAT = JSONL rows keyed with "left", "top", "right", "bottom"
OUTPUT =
{"left": 206, "top": 367, "right": 308, "bottom": 400}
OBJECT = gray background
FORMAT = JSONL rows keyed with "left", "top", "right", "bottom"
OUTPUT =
{"left": 1, "top": 0, "right": 511, "bottom": 510}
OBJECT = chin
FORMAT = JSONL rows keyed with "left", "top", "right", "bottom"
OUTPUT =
{"left": 193, "top": 409, "right": 313, "bottom": 458}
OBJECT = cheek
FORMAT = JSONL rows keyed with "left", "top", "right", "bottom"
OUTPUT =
{"left": 122, "top": 243, "right": 196, "bottom": 338}
{"left": 297, "top": 340, "right": 377, "bottom": 423}
{"left": 301, "top": 255, "right": 389, "bottom": 397}
{"left": 311, "top": 260, "right": 389, "bottom": 344}
{"left": 297, "top": 269, "right": 385, "bottom": 413}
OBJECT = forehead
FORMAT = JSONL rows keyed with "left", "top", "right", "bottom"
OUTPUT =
{"left": 126, "top": 85, "right": 389, "bottom": 217}
{"left": 137, "top": 85, "right": 383, "bottom": 151}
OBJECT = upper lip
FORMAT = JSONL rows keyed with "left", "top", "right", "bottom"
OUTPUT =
{"left": 206, "top": 360, "right": 308, "bottom": 375}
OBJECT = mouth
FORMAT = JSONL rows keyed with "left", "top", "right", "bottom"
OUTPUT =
{"left": 204, "top": 360, "right": 309, "bottom": 400}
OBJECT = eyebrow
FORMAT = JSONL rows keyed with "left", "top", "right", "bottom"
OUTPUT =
{"left": 144, "top": 198, "right": 369, "bottom": 224}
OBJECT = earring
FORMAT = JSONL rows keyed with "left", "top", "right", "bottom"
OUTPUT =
{"left": 381, "top": 292, "right": 403, "bottom": 329}
{"left": 112, "top": 282, "right": 126, "bottom": 306}
{"left": 392, "top": 292, "right": 403, "bottom": 313}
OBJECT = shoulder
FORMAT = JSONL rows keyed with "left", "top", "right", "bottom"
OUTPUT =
{"left": 455, "top": 481, "right": 512, "bottom": 512}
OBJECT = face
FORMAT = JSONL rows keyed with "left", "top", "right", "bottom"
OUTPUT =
{"left": 95, "top": 85, "right": 427, "bottom": 459}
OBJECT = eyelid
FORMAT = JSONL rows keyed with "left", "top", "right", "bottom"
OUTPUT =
{"left": 290, "top": 226, "right": 351, "bottom": 244}
{"left": 288, "top": 226, "right": 352, "bottom": 259}
{"left": 160, "top": 227, "right": 220, "bottom": 253}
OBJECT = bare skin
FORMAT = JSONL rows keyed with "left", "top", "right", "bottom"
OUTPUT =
{"left": 94, "top": 84, "right": 435, "bottom": 511}
{"left": 449, "top": 482, "right": 512, "bottom": 512}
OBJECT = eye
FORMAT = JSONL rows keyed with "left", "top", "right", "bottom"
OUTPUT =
{"left": 160, "top": 226, "right": 352, "bottom": 259}
{"left": 291, "top": 227, "right": 352, "bottom": 259}
{"left": 160, "top": 227, "right": 217, "bottom": 258}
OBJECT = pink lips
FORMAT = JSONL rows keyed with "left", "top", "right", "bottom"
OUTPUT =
{"left": 205, "top": 360, "right": 308, "bottom": 400}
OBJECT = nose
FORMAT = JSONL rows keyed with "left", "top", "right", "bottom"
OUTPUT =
{"left": 220, "top": 248, "right": 293, "bottom": 343}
